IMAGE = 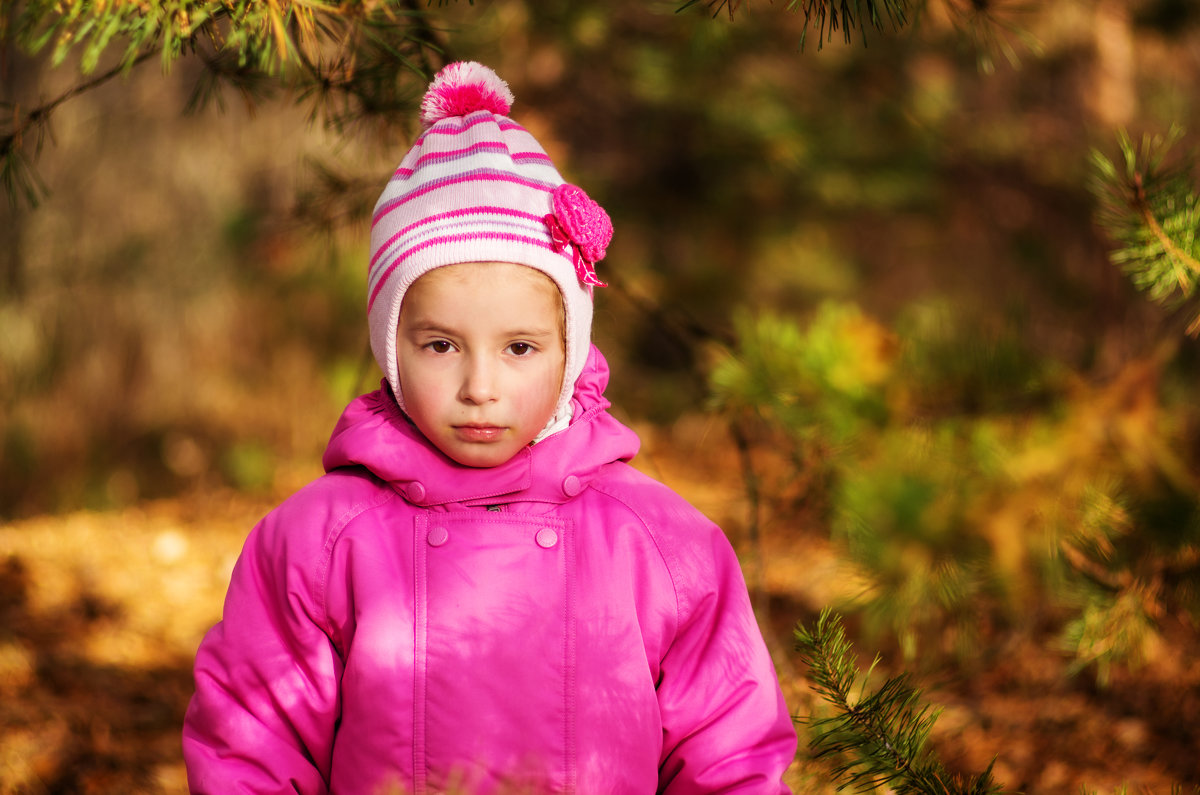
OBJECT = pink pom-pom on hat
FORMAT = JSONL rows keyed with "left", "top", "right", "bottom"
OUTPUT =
{"left": 419, "top": 61, "right": 515, "bottom": 129}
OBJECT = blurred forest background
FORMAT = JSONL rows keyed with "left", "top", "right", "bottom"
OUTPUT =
{"left": 2, "top": 0, "right": 1200, "bottom": 792}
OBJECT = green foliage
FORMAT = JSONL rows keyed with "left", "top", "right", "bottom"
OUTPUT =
{"left": 11, "top": 0, "right": 202, "bottom": 74}
{"left": 1091, "top": 127, "right": 1200, "bottom": 335}
{"left": 711, "top": 306, "right": 1023, "bottom": 655}
{"left": 1054, "top": 484, "right": 1147, "bottom": 686}
{"left": 221, "top": 439, "right": 276, "bottom": 492}
{"left": 709, "top": 303, "right": 893, "bottom": 447}
{"left": 897, "top": 302, "right": 1054, "bottom": 416}
{"left": 4, "top": 0, "right": 451, "bottom": 76}
{"left": 833, "top": 425, "right": 994, "bottom": 658}
{"left": 1061, "top": 586, "right": 1158, "bottom": 687}
{"left": 710, "top": 297, "right": 1200, "bottom": 676}
{"left": 1055, "top": 479, "right": 1200, "bottom": 685}
{"left": 795, "top": 608, "right": 1003, "bottom": 794}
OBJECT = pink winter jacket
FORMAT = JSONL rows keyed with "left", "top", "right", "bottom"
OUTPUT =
{"left": 183, "top": 346, "right": 796, "bottom": 793}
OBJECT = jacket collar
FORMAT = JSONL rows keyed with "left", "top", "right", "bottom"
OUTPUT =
{"left": 321, "top": 345, "right": 639, "bottom": 507}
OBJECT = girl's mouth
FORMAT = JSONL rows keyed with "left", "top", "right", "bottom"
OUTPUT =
{"left": 453, "top": 425, "right": 506, "bottom": 442}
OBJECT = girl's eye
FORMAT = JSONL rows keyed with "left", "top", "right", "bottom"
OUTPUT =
{"left": 427, "top": 340, "right": 453, "bottom": 354}
{"left": 508, "top": 342, "right": 534, "bottom": 356}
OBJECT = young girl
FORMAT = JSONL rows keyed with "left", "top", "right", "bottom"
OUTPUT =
{"left": 183, "top": 62, "right": 797, "bottom": 794}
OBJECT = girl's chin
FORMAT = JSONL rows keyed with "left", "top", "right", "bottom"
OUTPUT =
{"left": 439, "top": 437, "right": 527, "bottom": 468}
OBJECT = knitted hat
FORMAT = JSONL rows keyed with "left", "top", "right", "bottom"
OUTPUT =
{"left": 367, "top": 61, "right": 613, "bottom": 427}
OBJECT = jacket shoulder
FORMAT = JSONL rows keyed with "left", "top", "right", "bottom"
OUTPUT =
{"left": 588, "top": 462, "right": 715, "bottom": 532}
{"left": 251, "top": 467, "right": 402, "bottom": 571}
{"left": 587, "top": 463, "right": 741, "bottom": 617}
{"left": 273, "top": 466, "right": 399, "bottom": 529}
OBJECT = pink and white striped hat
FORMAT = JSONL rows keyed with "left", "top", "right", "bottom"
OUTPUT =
{"left": 367, "top": 61, "right": 612, "bottom": 427}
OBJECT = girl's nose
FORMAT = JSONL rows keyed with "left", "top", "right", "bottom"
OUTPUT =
{"left": 459, "top": 355, "right": 498, "bottom": 404}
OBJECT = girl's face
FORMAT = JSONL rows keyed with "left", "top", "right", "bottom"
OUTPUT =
{"left": 396, "top": 261, "right": 566, "bottom": 468}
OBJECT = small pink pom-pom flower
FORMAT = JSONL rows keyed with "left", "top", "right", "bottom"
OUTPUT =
{"left": 420, "top": 62, "right": 515, "bottom": 129}
{"left": 552, "top": 184, "right": 613, "bottom": 263}
{"left": 545, "top": 183, "right": 613, "bottom": 287}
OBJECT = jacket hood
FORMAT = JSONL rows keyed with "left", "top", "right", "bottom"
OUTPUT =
{"left": 322, "top": 345, "right": 640, "bottom": 507}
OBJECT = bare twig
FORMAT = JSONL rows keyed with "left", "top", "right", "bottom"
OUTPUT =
{"left": 730, "top": 416, "right": 767, "bottom": 616}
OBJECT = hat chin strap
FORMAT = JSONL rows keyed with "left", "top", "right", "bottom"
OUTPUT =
{"left": 533, "top": 405, "right": 573, "bottom": 445}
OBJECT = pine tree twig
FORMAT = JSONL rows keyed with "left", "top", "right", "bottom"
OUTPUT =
{"left": 399, "top": 0, "right": 455, "bottom": 75}
{"left": 1131, "top": 170, "right": 1200, "bottom": 289}
{"left": 676, "top": 0, "right": 743, "bottom": 20}
{"left": 674, "top": 0, "right": 911, "bottom": 48}
{"left": 796, "top": 609, "right": 1003, "bottom": 794}
{"left": 1060, "top": 540, "right": 1127, "bottom": 593}
{"left": 2, "top": 46, "right": 159, "bottom": 161}
{"left": 1091, "top": 128, "right": 1200, "bottom": 335}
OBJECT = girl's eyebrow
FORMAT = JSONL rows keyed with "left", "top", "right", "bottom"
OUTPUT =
{"left": 406, "top": 321, "right": 557, "bottom": 338}
{"left": 406, "top": 320, "right": 457, "bottom": 335}
{"left": 504, "top": 327, "right": 556, "bottom": 338}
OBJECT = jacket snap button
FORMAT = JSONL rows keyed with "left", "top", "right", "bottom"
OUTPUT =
{"left": 407, "top": 482, "right": 427, "bottom": 502}
{"left": 561, "top": 475, "right": 581, "bottom": 497}
{"left": 535, "top": 528, "right": 558, "bottom": 549}
{"left": 428, "top": 526, "right": 449, "bottom": 547}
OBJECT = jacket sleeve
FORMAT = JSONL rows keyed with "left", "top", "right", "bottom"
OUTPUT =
{"left": 182, "top": 504, "right": 343, "bottom": 794}
{"left": 656, "top": 523, "right": 797, "bottom": 793}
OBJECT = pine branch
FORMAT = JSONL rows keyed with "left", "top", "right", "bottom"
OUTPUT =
{"left": 677, "top": 0, "right": 745, "bottom": 20}
{"left": 942, "top": 0, "right": 1043, "bottom": 73}
{"left": 791, "top": 0, "right": 911, "bottom": 50}
{"left": 0, "top": 45, "right": 160, "bottom": 206}
{"left": 676, "top": 0, "right": 912, "bottom": 48}
{"left": 1, "top": 1, "right": 457, "bottom": 208}
{"left": 1132, "top": 174, "right": 1200, "bottom": 291}
{"left": 795, "top": 609, "right": 1003, "bottom": 794}
{"left": 1090, "top": 127, "right": 1200, "bottom": 335}
{"left": 676, "top": 0, "right": 1043, "bottom": 68}
{"left": 2, "top": 44, "right": 159, "bottom": 147}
